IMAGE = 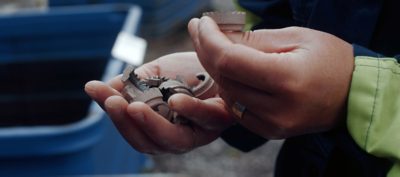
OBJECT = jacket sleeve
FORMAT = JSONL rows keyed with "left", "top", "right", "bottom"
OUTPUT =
{"left": 347, "top": 45, "right": 400, "bottom": 177}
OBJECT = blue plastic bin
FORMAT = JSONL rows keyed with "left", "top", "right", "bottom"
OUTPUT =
{"left": 0, "top": 4, "right": 148, "bottom": 176}
{"left": 0, "top": 4, "right": 131, "bottom": 126}
{"left": 0, "top": 60, "right": 148, "bottom": 176}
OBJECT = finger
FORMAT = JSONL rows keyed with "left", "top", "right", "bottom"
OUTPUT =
{"left": 193, "top": 17, "right": 300, "bottom": 62}
{"left": 224, "top": 28, "right": 302, "bottom": 53}
{"left": 188, "top": 18, "right": 200, "bottom": 51}
{"left": 189, "top": 17, "right": 225, "bottom": 80}
{"left": 188, "top": 18, "right": 199, "bottom": 46}
{"left": 126, "top": 102, "right": 199, "bottom": 153}
{"left": 188, "top": 18, "right": 207, "bottom": 67}
{"left": 107, "top": 74, "right": 124, "bottom": 92}
{"left": 168, "top": 94, "right": 235, "bottom": 130}
{"left": 104, "top": 96, "right": 164, "bottom": 154}
{"left": 222, "top": 96, "right": 286, "bottom": 139}
{"left": 197, "top": 17, "right": 296, "bottom": 92}
{"left": 85, "top": 80, "right": 122, "bottom": 109}
{"left": 217, "top": 77, "right": 278, "bottom": 116}
{"left": 195, "top": 16, "right": 233, "bottom": 74}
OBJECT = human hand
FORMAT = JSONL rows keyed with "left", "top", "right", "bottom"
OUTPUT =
{"left": 188, "top": 17, "right": 354, "bottom": 139}
{"left": 85, "top": 52, "right": 234, "bottom": 154}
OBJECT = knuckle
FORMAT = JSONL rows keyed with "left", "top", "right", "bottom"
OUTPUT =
{"left": 215, "top": 44, "right": 236, "bottom": 72}
{"left": 178, "top": 96, "right": 201, "bottom": 120}
{"left": 190, "top": 96, "right": 202, "bottom": 111}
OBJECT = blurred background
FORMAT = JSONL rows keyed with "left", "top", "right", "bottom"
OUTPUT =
{"left": 0, "top": 0, "right": 282, "bottom": 176}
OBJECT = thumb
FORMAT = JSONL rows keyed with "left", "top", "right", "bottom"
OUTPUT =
{"left": 191, "top": 16, "right": 297, "bottom": 92}
{"left": 225, "top": 27, "right": 302, "bottom": 53}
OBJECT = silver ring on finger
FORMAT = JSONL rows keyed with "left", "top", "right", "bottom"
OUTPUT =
{"left": 231, "top": 101, "right": 246, "bottom": 120}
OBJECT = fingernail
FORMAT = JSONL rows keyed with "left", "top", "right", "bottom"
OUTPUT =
{"left": 167, "top": 94, "right": 185, "bottom": 111}
{"left": 105, "top": 97, "right": 123, "bottom": 114}
{"left": 84, "top": 82, "right": 97, "bottom": 97}
{"left": 167, "top": 95, "right": 176, "bottom": 109}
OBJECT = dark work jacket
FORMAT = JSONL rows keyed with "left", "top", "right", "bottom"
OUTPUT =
{"left": 221, "top": 0, "right": 399, "bottom": 176}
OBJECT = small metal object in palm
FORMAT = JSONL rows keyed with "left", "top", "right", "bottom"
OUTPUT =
{"left": 202, "top": 11, "right": 246, "bottom": 32}
{"left": 121, "top": 65, "right": 217, "bottom": 124}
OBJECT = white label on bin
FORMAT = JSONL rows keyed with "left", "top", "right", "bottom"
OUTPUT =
{"left": 112, "top": 32, "right": 147, "bottom": 66}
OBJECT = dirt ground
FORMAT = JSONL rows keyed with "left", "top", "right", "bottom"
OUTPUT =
{"left": 148, "top": 139, "right": 283, "bottom": 177}
{"left": 141, "top": 1, "right": 284, "bottom": 177}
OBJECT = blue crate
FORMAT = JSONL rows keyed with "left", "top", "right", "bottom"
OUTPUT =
{"left": 0, "top": 4, "right": 132, "bottom": 62}
{"left": 91, "top": 111, "right": 150, "bottom": 174}
{"left": 0, "top": 4, "right": 148, "bottom": 176}
{"left": 0, "top": 4, "right": 137, "bottom": 125}
{"left": 0, "top": 60, "right": 148, "bottom": 176}
{"left": 0, "top": 91, "right": 91, "bottom": 126}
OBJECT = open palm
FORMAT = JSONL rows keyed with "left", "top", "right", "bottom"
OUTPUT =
{"left": 85, "top": 52, "right": 235, "bottom": 154}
